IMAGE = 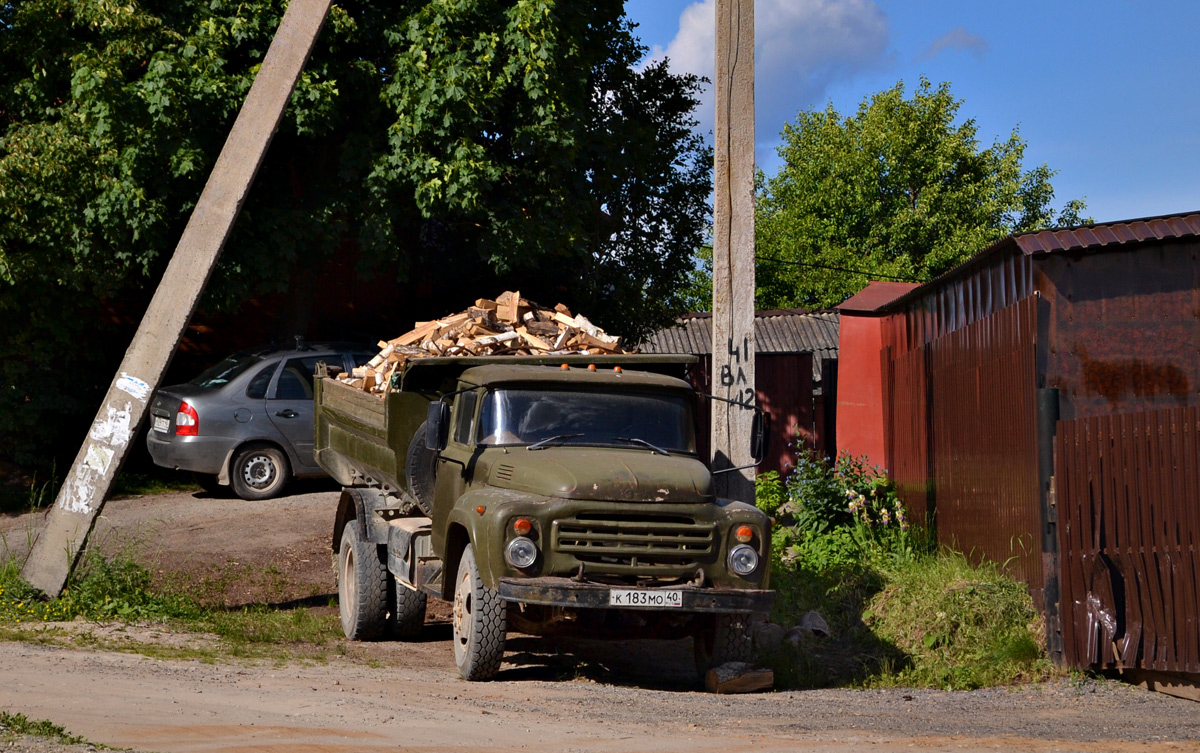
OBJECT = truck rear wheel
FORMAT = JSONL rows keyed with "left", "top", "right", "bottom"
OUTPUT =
{"left": 693, "top": 613, "right": 753, "bottom": 678}
{"left": 405, "top": 421, "right": 437, "bottom": 516}
{"left": 392, "top": 580, "right": 427, "bottom": 640}
{"left": 452, "top": 544, "right": 506, "bottom": 680}
{"left": 338, "top": 521, "right": 390, "bottom": 641}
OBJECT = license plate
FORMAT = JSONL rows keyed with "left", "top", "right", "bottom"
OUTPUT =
{"left": 609, "top": 589, "right": 683, "bottom": 608}
{"left": 153, "top": 415, "right": 170, "bottom": 434}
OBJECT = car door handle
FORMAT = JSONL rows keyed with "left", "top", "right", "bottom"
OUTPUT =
{"left": 275, "top": 409, "right": 300, "bottom": 418}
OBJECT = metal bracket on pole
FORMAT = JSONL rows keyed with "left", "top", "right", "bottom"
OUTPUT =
{"left": 711, "top": 0, "right": 756, "bottom": 502}
{"left": 21, "top": 0, "right": 333, "bottom": 597}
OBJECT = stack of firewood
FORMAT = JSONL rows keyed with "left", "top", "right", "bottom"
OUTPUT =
{"left": 339, "top": 291, "right": 631, "bottom": 393}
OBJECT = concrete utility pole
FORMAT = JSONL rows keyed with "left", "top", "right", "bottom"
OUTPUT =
{"left": 21, "top": 0, "right": 333, "bottom": 597}
{"left": 711, "top": 0, "right": 756, "bottom": 502}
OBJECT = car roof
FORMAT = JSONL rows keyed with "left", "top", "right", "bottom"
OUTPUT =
{"left": 229, "top": 341, "right": 373, "bottom": 359}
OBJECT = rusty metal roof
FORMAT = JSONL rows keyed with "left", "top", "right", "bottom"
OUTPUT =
{"left": 641, "top": 310, "right": 840, "bottom": 382}
{"left": 838, "top": 281, "right": 921, "bottom": 314}
{"left": 863, "top": 210, "right": 1200, "bottom": 313}
{"left": 1015, "top": 212, "right": 1200, "bottom": 255}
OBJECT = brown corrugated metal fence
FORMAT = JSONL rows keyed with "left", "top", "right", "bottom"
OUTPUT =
{"left": 883, "top": 343, "right": 931, "bottom": 525}
{"left": 885, "top": 296, "right": 1043, "bottom": 594}
{"left": 1056, "top": 406, "right": 1200, "bottom": 674}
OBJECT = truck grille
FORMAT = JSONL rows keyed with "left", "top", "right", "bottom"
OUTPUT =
{"left": 552, "top": 513, "right": 715, "bottom": 575}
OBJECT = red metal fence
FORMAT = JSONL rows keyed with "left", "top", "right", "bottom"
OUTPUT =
{"left": 1056, "top": 406, "right": 1200, "bottom": 673}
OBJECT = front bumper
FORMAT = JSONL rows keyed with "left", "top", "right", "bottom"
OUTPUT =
{"left": 498, "top": 577, "right": 774, "bottom": 614}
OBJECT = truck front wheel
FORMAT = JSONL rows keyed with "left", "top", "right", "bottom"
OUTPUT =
{"left": 452, "top": 544, "right": 507, "bottom": 680}
{"left": 338, "top": 521, "right": 390, "bottom": 641}
{"left": 693, "top": 613, "right": 753, "bottom": 678}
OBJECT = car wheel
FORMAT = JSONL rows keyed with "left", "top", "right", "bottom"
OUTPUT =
{"left": 693, "top": 613, "right": 753, "bottom": 679}
{"left": 338, "top": 520, "right": 391, "bottom": 641}
{"left": 452, "top": 544, "right": 506, "bottom": 680}
{"left": 230, "top": 444, "right": 290, "bottom": 500}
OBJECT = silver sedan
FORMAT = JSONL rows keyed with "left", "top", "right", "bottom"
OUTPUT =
{"left": 146, "top": 342, "right": 373, "bottom": 499}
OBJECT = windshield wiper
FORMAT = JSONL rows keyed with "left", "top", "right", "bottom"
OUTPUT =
{"left": 526, "top": 433, "right": 584, "bottom": 451}
{"left": 612, "top": 437, "right": 670, "bottom": 456}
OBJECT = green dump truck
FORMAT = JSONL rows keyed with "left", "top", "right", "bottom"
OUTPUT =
{"left": 314, "top": 354, "right": 774, "bottom": 681}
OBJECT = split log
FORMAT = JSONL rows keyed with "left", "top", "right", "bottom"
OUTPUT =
{"left": 704, "top": 662, "right": 774, "bottom": 694}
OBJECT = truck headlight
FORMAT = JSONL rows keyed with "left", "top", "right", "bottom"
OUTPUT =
{"left": 505, "top": 537, "right": 538, "bottom": 569}
{"left": 728, "top": 544, "right": 759, "bottom": 576}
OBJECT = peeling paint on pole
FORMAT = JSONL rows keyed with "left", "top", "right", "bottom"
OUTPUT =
{"left": 20, "top": 0, "right": 334, "bottom": 597}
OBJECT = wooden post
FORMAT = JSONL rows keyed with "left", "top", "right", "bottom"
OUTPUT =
{"left": 711, "top": 0, "right": 756, "bottom": 502}
{"left": 20, "top": 0, "right": 334, "bottom": 597}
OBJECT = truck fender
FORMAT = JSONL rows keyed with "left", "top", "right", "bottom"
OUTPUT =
{"left": 332, "top": 487, "right": 392, "bottom": 553}
{"left": 442, "top": 488, "right": 534, "bottom": 595}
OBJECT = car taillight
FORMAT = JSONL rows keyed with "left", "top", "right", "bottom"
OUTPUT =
{"left": 175, "top": 401, "right": 199, "bottom": 436}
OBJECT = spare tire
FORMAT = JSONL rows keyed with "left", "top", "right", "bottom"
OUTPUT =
{"left": 405, "top": 420, "right": 437, "bottom": 516}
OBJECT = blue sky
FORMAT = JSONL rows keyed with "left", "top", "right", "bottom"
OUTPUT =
{"left": 625, "top": 0, "right": 1200, "bottom": 224}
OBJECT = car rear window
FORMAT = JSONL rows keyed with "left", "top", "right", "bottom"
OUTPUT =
{"left": 189, "top": 354, "right": 265, "bottom": 388}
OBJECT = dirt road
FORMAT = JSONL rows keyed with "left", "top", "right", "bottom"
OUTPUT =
{"left": 2, "top": 488, "right": 1198, "bottom": 753}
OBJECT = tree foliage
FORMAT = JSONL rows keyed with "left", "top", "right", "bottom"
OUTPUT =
{"left": 754, "top": 78, "right": 1086, "bottom": 310}
{"left": 0, "top": 0, "right": 711, "bottom": 470}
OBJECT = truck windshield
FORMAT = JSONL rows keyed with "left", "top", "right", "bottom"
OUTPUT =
{"left": 477, "top": 389, "right": 695, "bottom": 454}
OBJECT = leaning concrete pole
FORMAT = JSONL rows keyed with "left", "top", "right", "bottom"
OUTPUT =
{"left": 711, "top": 0, "right": 756, "bottom": 502}
{"left": 21, "top": 0, "right": 333, "bottom": 597}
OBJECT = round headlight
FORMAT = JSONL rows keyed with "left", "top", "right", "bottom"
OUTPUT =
{"left": 728, "top": 544, "right": 759, "bottom": 576}
{"left": 505, "top": 536, "right": 539, "bottom": 569}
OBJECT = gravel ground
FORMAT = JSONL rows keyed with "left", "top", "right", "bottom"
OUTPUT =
{"left": 2, "top": 489, "right": 1198, "bottom": 753}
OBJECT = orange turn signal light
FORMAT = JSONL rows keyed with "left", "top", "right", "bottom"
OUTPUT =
{"left": 735, "top": 525, "right": 754, "bottom": 543}
{"left": 476, "top": 505, "right": 486, "bottom": 516}
{"left": 513, "top": 517, "right": 533, "bottom": 535}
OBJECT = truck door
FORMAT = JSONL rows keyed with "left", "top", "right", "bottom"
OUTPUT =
{"left": 434, "top": 389, "right": 479, "bottom": 516}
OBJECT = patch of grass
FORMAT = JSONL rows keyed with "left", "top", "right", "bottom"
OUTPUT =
{"left": 859, "top": 551, "right": 1053, "bottom": 689}
{"left": 110, "top": 470, "right": 198, "bottom": 498}
{"left": 756, "top": 456, "right": 1056, "bottom": 690}
{"left": 0, "top": 472, "right": 56, "bottom": 514}
{"left": 0, "top": 711, "right": 95, "bottom": 747}
{"left": 0, "top": 551, "right": 340, "bottom": 661}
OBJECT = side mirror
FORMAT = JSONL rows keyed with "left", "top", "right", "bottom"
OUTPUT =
{"left": 750, "top": 409, "right": 771, "bottom": 464}
{"left": 425, "top": 401, "right": 451, "bottom": 452}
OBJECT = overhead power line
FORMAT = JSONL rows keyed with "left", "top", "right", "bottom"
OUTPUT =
{"left": 754, "top": 254, "right": 922, "bottom": 282}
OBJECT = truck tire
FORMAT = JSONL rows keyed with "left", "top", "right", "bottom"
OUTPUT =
{"left": 405, "top": 421, "right": 437, "bottom": 516}
{"left": 392, "top": 581, "right": 427, "bottom": 640}
{"left": 338, "top": 520, "right": 390, "bottom": 641}
{"left": 231, "top": 444, "right": 290, "bottom": 500}
{"left": 452, "top": 544, "right": 506, "bottom": 680}
{"left": 693, "top": 613, "right": 753, "bottom": 678}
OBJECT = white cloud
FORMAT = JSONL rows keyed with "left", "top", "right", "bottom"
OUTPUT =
{"left": 916, "top": 27, "right": 988, "bottom": 61}
{"left": 647, "top": 0, "right": 890, "bottom": 154}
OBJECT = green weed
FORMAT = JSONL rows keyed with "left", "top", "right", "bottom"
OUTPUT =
{"left": 757, "top": 451, "right": 1053, "bottom": 690}
{"left": 0, "top": 711, "right": 94, "bottom": 747}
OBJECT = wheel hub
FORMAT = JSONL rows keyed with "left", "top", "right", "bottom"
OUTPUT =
{"left": 243, "top": 455, "right": 275, "bottom": 487}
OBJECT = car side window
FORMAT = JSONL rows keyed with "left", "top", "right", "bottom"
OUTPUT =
{"left": 452, "top": 390, "right": 479, "bottom": 446}
{"left": 272, "top": 356, "right": 329, "bottom": 400}
{"left": 245, "top": 364, "right": 277, "bottom": 400}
